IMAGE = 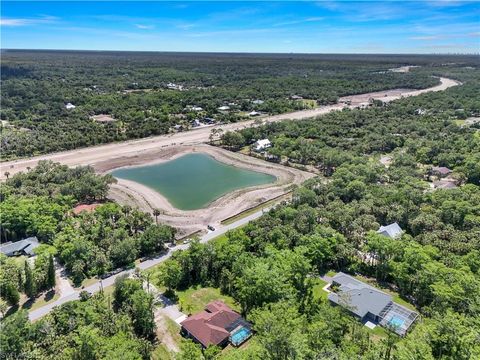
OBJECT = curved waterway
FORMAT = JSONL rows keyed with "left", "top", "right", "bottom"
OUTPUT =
{"left": 111, "top": 153, "right": 276, "bottom": 210}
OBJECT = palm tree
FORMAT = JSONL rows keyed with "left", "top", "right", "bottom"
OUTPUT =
{"left": 152, "top": 208, "right": 161, "bottom": 224}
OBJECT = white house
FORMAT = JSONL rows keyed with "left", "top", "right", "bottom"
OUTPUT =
{"left": 254, "top": 139, "right": 271, "bottom": 151}
{"left": 248, "top": 111, "right": 261, "bottom": 117}
{"left": 252, "top": 99, "right": 264, "bottom": 105}
{"left": 218, "top": 106, "right": 230, "bottom": 111}
{"left": 65, "top": 103, "right": 76, "bottom": 110}
{"left": 377, "top": 223, "right": 403, "bottom": 239}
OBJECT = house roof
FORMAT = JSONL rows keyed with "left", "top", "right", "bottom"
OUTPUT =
{"left": 0, "top": 237, "right": 40, "bottom": 256}
{"left": 181, "top": 300, "right": 241, "bottom": 347}
{"left": 377, "top": 222, "right": 403, "bottom": 239}
{"left": 433, "top": 180, "right": 457, "bottom": 190}
{"left": 255, "top": 139, "right": 271, "bottom": 148}
{"left": 432, "top": 166, "right": 452, "bottom": 175}
{"left": 328, "top": 272, "right": 392, "bottom": 318}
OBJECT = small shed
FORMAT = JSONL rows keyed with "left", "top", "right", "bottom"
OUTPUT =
{"left": 65, "top": 103, "right": 76, "bottom": 110}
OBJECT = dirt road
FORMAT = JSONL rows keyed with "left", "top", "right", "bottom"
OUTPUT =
{"left": 0, "top": 77, "right": 459, "bottom": 180}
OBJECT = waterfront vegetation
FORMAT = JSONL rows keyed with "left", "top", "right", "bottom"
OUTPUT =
{"left": 0, "top": 55, "right": 479, "bottom": 360}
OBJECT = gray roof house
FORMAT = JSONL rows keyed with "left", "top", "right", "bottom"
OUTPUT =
{"left": 328, "top": 272, "right": 418, "bottom": 336}
{"left": 0, "top": 237, "right": 40, "bottom": 257}
{"left": 377, "top": 222, "right": 403, "bottom": 239}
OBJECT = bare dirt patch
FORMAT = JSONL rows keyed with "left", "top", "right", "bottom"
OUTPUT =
{"left": 91, "top": 114, "right": 116, "bottom": 123}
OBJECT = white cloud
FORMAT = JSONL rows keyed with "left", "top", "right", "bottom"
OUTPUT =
{"left": 273, "top": 17, "right": 324, "bottom": 27}
{"left": 0, "top": 16, "right": 57, "bottom": 27}
{"left": 135, "top": 24, "right": 155, "bottom": 30}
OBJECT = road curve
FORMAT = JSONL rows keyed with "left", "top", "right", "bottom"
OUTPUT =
{"left": 28, "top": 207, "right": 265, "bottom": 321}
{"left": 1, "top": 77, "right": 460, "bottom": 180}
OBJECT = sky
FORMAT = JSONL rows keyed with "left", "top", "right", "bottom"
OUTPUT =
{"left": 1, "top": 1, "right": 479, "bottom": 54}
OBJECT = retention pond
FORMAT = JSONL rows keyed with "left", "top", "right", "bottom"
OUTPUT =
{"left": 111, "top": 153, "right": 276, "bottom": 210}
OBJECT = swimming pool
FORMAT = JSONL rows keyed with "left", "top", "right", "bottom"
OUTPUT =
{"left": 230, "top": 326, "right": 251, "bottom": 346}
{"left": 388, "top": 316, "right": 405, "bottom": 328}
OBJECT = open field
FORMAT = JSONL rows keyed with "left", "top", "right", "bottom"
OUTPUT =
{"left": 0, "top": 76, "right": 459, "bottom": 181}
{"left": 176, "top": 286, "right": 240, "bottom": 314}
{"left": 106, "top": 144, "right": 313, "bottom": 237}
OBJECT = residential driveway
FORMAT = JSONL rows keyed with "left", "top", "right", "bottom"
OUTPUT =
{"left": 157, "top": 294, "right": 187, "bottom": 324}
{"left": 57, "top": 267, "right": 75, "bottom": 298}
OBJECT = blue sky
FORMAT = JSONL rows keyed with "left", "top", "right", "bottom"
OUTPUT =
{"left": 1, "top": 1, "right": 479, "bottom": 53}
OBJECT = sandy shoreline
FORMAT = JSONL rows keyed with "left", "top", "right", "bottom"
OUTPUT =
{"left": 104, "top": 145, "right": 314, "bottom": 237}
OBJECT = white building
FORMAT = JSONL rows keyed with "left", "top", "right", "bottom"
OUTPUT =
{"left": 65, "top": 103, "right": 76, "bottom": 110}
{"left": 218, "top": 106, "right": 230, "bottom": 111}
{"left": 254, "top": 139, "right": 271, "bottom": 151}
{"left": 248, "top": 111, "right": 261, "bottom": 117}
{"left": 377, "top": 223, "right": 403, "bottom": 239}
{"left": 252, "top": 99, "right": 264, "bottom": 105}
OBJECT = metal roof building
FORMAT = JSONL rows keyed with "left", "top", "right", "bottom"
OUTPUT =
{"left": 0, "top": 237, "right": 40, "bottom": 257}
{"left": 377, "top": 222, "right": 403, "bottom": 239}
{"left": 328, "top": 272, "right": 418, "bottom": 336}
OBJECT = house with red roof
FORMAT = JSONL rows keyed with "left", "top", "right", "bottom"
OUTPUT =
{"left": 180, "top": 300, "right": 252, "bottom": 348}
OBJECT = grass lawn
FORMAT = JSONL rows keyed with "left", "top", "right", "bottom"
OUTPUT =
{"left": 301, "top": 99, "right": 317, "bottom": 108}
{"left": 221, "top": 193, "right": 291, "bottom": 225}
{"left": 312, "top": 278, "right": 329, "bottom": 301}
{"left": 22, "top": 290, "right": 60, "bottom": 311}
{"left": 69, "top": 276, "right": 99, "bottom": 289}
{"left": 176, "top": 286, "right": 240, "bottom": 314}
{"left": 367, "top": 324, "right": 389, "bottom": 342}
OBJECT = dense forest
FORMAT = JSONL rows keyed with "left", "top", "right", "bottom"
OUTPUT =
{"left": 156, "top": 62, "right": 480, "bottom": 359}
{"left": 0, "top": 161, "right": 175, "bottom": 309}
{"left": 2, "top": 51, "right": 477, "bottom": 159}
{"left": 222, "top": 68, "right": 480, "bottom": 184}
{"left": 0, "top": 54, "right": 479, "bottom": 359}
{"left": 0, "top": 276, "right": 156, "bottom": 359}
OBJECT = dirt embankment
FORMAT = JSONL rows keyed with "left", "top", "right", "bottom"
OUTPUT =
{"left": 104, "top": 145, "right": 314, "bottom": 237}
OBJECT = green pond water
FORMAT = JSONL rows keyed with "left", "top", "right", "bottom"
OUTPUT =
{"left": 112, "top": 153, "right": 276, "bottom": 210}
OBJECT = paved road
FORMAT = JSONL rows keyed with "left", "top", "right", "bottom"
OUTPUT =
{"left": 28, "top": 208, "right": 266, "bottom": 321}
{"left": 0, "top": 77, "right": 459, "bottom": 180}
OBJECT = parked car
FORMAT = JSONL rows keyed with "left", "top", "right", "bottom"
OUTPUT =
{"left": 207, "top": 225, "right": 215, "bottom": 231}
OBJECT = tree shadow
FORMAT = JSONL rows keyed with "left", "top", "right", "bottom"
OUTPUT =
{"left": 21, "top": 289, "right": 56, "bottom": 310}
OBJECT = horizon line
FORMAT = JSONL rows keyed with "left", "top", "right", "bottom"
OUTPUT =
{"left": 2, "top": 48, "right": 479, "bottom": 56}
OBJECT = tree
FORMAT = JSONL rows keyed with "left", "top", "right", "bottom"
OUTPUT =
{"left": 130, "top": 290, "right": 156, "bottom": 340}
{"left": 0, "top": 310, "right": 30, "bottom": 356}
{"left": 161, "top": 259, "right": 183, "bottom": 292}
{"left": 250, "top": 302, "right": 309, "bottom": 360}
{"left": 4, "top": 171, "right": 10, "bottom": 179}
{"left": 152, "top": 208, "right": 161, "bottom": 224}
{"left": 46, "top": 254, "right": 56, "bottom": 290}
{"left": 139, "top": 224, "right": 175, "bottom": 255}
{"left": 221, "top": 131, "right": 245, "bottom": 150}
{"left": 204, "top": 345, "right": 221, "bottom": 360}
{"left": 176, "top": 340, "right": 204, "bottom": 360}
{"left": 113, "top": 275, "right": 142, "bottom": 311}
{"left": 24, "top": 260, "right": 35, "bottom": 298}
{"left": 1, "top": 283, "right": 19, "bottom": 306}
